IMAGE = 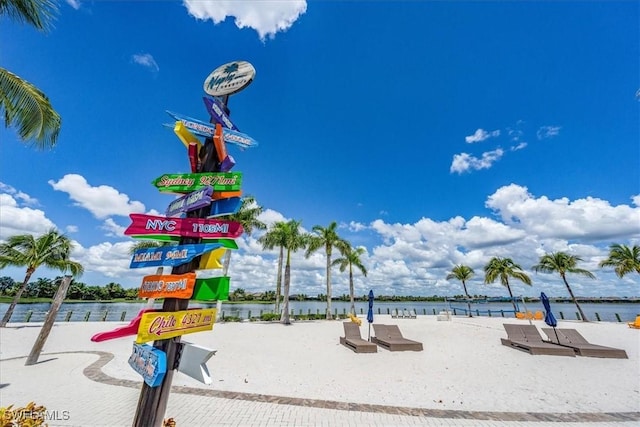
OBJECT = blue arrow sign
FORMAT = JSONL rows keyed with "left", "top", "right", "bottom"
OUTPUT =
{"left": 129, "top": 242, "right": 230, "bottom": 269}
{"left": 165, "top": 111, "right": 258, "bottom": 149}
{"left": 207, "top": 197, "right": 242, "bottom": 218}
{"left": 203, "top": 97, "right": 239, "bottom": 131}
{"left": 128, "top": 343, "right": 167, "bottom": 387}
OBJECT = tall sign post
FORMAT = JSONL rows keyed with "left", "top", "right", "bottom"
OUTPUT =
{"left": 129, "top": 61, "right": 257, "bottom": 427}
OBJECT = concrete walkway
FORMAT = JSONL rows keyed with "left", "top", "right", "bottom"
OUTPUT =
{"left": 1, "top": 350, "right": 638, "bottom": 427}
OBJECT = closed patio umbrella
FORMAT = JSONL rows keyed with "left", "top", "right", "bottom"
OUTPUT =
{"left": 541, "top": 292, "right": 560, "bottom": 342}
{"left": 367, "top": 290, "right": 374, "bottom": 342}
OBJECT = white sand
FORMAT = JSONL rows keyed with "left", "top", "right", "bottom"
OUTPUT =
{"left": 1, "top": 315, "right": 638, "bottom": 414}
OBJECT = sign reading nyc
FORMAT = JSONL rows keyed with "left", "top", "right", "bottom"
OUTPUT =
{"left": 203, "top": 61, "right": 255, "bottom": 97}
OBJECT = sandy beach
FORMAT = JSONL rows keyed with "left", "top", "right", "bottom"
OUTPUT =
{"left": 1, "top": 315, "right": 638, "bottom": 426}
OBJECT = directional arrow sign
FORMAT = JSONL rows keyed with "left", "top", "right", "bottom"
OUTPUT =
{"left": 128, "top": 343, "right": 167, "bottom": 387}
{"left": 129, "top": 242, "right": 236, "bottom": 269}
{"left": 153, "top": 172, "right": 242, "bottom": 194}
{"left": 177, "top": 342, "right": 216, "bottom": 385}
{"left": 165, "top": 187, "right": 213, "bottom": 217}
{"left": 207, "top": 196, "right": 241, "bottom": 218}
{"left": 124, "top": 214, "right": 243, "bottom": 241}
{"left": 198, "top": 248, "right": 226, "bottom": 270}
{"left": 191, "top": 276, "right": 230, "bottom": 301}
{"left": 138, "top": 272, "right": 196, "bottom": 299}
{"left": 165, "top": 111, "right": 258, "bottom": 149}
{"left": 203, "top": 96, "right": 239, "bottom": 131}
{"left": 136, "top": 308, "right": 216, "bottom": 344}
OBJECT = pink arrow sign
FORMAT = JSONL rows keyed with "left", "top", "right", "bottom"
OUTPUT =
{"left": 124, "top": 214, "right": 243, "bottom": 240}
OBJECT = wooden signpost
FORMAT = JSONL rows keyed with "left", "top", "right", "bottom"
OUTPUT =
{"left": 131, "top": 60, "right": 257, "bottom": 427}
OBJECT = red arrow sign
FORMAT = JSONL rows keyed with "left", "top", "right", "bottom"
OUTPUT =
{"left": 124, "top": 214, "right": 243, "bottom": 240}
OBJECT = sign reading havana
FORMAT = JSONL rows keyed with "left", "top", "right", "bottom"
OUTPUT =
{"left": 138, "top": 272, "right": 197, "bottom": 299}
{"left": 153, "top": 172, "right": 242, "bottom": 194}
{"left": 136, "top": 308, "right": 217, "bottom": 343}
{"left": 203, "top": 61, "right": 255, "bottom": 97}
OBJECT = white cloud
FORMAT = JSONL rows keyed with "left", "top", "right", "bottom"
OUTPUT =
{"left": 510, "top": 142, "right": 527, "bottom": 151}
{"left": 183, "top": 0, "right": 307, "bottom": 40}
{"left": 66, "top": 225, "right": 79, "bottom": 233}
{"left": 101, "top": 218, "right": 126, "bottom": 237}
{"left": 465, "top": 128, "right": 500, "bottom": 143}
{"left": 450, "top": 148, "right": 504, "bottom": 174}
{"left": 48, "top": 174, "right": 145, "bottom": 219}
{"left": 65, "top": 0, "right": 81, "bottom": 10}
{"left": 485, "top": 184, "right": 640, "bottom": 241}
{"left": 537, "top": 125, "right": 561, "bottom": 140}
{"left": 0, "top": 193, "right": 56, "bottom": 240}
{"left": 132, "top": 53, "right": 159, "bottom": 72}
{"left": 0, "top": 182, "right": 39, "bottom": 206}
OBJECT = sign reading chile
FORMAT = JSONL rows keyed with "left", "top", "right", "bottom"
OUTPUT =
{"left": 203, "top": 61, "right": 255, "bottom": 97}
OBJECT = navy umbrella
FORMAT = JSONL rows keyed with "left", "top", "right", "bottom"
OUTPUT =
{"left": 540, "top": 292, "right": 559, "bottom": 342}
{"left": 367, "top": 290, "right": 374, "bottom": 341}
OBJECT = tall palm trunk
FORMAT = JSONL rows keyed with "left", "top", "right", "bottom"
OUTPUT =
{"left": 505, "top": 281, "right": 518, "bottom": 313}
{"left": 275, "top": 245, "right": 284, "bottom": 313}
{"left": 561, "top": 273, "right": 589, "bottom": 322}
{"left": 0, "top": 269, "right": 34, "bottom": 327}
{"left": 348, "top": 266, "right": 355, "bottom": 315}
{"left": 281, "top": 252, "right": 291, "bottom": 325}
{"left": 326, "top": 249, "right": 333, "bottom": 320}
{"left": 462, "top": 280, "right": 472, "bottom": 317}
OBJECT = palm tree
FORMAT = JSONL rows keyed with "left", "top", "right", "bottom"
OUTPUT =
{"left": 1, "top": 0, "right": 61, "bottom": 148}
{"left": 0, "top": 229, "right": 83, "bottom": 327}
{"left": 533, "top": 252, "right": 595, "bottom": 322}
{"left": 280, "top": 220, "right": 308, "bottom": 325}
{"left": 446, "top": 265, "right": 475, "bottom": 317}
{"left": 258, "top": 221, "right": 288, "bottom": 313}
{"left": 599, "top": 244, "right": 640, "bottom": 278}
{"left": 305, "top": 221, "right": 347, "bottom": 320}
{"left": 483, "top": 257, "right": 531, "bottom": 313}
{"left": 332, "top": 244, "right": 367, "bottom": 315}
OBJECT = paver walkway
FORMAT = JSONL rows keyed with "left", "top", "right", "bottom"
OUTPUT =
{"left": 1, "top": 351, "right": 638, "bottom": 427}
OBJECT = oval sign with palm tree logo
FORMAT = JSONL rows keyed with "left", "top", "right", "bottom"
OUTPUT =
{"left": 203, "top": 61, "right": 255, "bottom": 96}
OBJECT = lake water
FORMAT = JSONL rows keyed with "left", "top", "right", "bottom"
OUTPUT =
{"left": 1, "top": 300, "right": 638, "bottom": 323}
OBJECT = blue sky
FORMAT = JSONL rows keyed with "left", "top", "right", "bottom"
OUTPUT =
{"left": 1, "top": 1, "right": 639, "bottom": 298}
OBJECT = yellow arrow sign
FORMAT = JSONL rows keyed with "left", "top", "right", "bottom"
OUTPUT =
{"left": 199, "top": 247, "right": 226, "bottom": 269}
{"left": 136, "top": 308, "right": 216, "bottom": 343}
{"left": 174, "top": 121, "right": 203, "bottom": 150}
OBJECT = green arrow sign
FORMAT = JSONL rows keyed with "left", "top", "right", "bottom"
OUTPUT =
{"left": 153, "top": 172, "right": 242, "bottom": 194}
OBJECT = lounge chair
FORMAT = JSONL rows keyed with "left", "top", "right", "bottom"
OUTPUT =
{"left": 542, "top": 328, "right": 628, "bottom": 359}
{"left": 533, "top": 311, "right": 544, "bottom": 320}
{"left": 372, "top": 324, "right": 423, "bottom": 351}
{"left": 339, "top": 322, "right": 377, "bottom": 353}
{"left": 402, "top": 309, "right": 410, "bottom": 318}
{"left": 408, "top": 309, "right": 417, "bottom": 319}
{"left": 391, "top": 309, "right": 399, "bottom": 318}
{"left": 501, "top": 324, "right": 575, "bottom": 356}
{"left": 628, "top": 315, "right": 640, "bottom": 329}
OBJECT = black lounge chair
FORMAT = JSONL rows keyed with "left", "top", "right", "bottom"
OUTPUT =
{"left": 372, "top": 324, "right": 423, "bottom": 351}
{"left": 340, "top": 322, "right": 377, "bottom": 353}
{"left": 542, "top": 328, "right": 628, "bottom": 359}
{"left": 501, "top": 324, "right": 575, "bottom": 357}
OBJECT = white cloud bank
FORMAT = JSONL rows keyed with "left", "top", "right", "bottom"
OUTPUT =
{"left": 48, "top": 174, "right": 145, "bottom": 219}
{"left": 183, "top": 0, "right": 307, "bottom": 40}
{"left": 1, "top": 180, "right": 638, "bottom": 298}
{"left": 450, "top": 149, "right": 504, "bottom": 174}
